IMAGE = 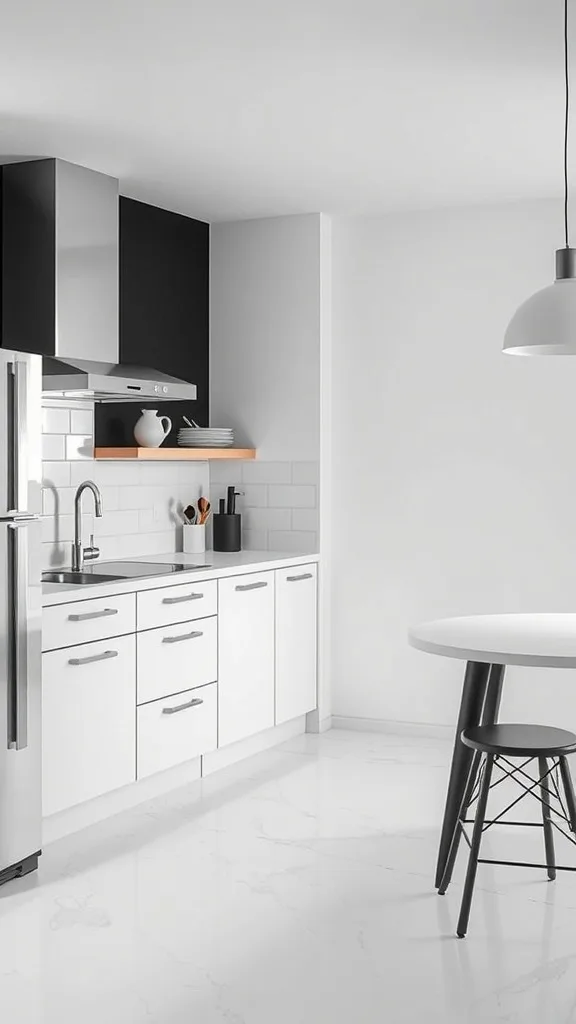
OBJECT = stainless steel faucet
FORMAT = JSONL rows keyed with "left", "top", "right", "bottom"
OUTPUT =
{"left": 72, "top": 481, "right": 103, "bottom": 572}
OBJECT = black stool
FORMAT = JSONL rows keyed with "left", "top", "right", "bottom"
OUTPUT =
{"left": 438, "top": 724, "right": 576, "bottom": 937}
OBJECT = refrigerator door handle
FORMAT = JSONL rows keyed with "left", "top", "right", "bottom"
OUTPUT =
{"left": 7, "top": 522, "right": 28, "bottom": 750}
{"left": 7, "top": 361, "right": 30, "bottom": 516}
{"left": 15, "top": 360, "right": 29, "bottom": 514}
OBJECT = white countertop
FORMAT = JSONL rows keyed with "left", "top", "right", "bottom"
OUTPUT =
{"left": 42, "top": 550, "right": 319, "bottom": 607}
{"left": 409, "top": 613, "right": 576, "bottom": 669}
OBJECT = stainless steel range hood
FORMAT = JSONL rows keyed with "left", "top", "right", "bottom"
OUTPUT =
{"left": 1, "top": 158, "right": 197, "bottom": 404}
{"left": 42, "top": 357, "right": 198, "bottom": 403}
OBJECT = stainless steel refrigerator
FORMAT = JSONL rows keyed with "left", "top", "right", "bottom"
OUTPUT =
{"left": 0, "top": 350, "right": 42, "bottom": 885}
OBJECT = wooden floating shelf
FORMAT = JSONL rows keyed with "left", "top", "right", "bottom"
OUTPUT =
{"left": 94, "top": 447, "right": 256, "bottom": 461}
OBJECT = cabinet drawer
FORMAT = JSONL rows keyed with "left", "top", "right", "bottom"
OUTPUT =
{"left": 137, "top": 682, "right": 217, "bottom": 779}
{"left": 137, "top": 579, "right": 217, "bottom": 631}
{"left": 42, "top": 634, "right": 136, "bottom": 815}
{"left": 43, "top": 593, "right": 136, "bottom": 652}
{"left": 137, "top": 615, "right": 217, "bottom": 705}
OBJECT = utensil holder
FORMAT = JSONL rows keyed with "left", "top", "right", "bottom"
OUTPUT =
{"left": 182, "top": 523, "right": 206, "bottom": 554}
{"left": 213, "top": 513, "right": 241, "bottom": 552}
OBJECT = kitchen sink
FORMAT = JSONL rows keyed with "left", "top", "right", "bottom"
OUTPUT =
{"left": 42, "top": 571, "right": 126, "bottom": 585}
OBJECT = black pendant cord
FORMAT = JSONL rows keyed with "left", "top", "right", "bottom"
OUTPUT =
{"left": 561, "top": 0, "right": 565, "bottom": 247}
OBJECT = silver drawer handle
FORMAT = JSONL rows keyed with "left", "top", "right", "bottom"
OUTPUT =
{"left": 162, "top": 630, "right": 203, "bottom": 644}
{"left": 162, "top": 696, "right": 204, "bottom": 715}
{"left": 162, "top": 593, "right": 204, "bottom": 605}
{"left": 68, "top": 607, "right": 119, "bottom": 622}
{"left": 235, "top": 581, "right": 268, "bottom": 592}
{"left": 69, "top": 649, "right": 119, "bottom": 667}
{"left": 286, "top": 573, "right": 314, "bottom": 582}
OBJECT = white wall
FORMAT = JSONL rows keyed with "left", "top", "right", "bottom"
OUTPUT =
{"left": 210, "top": 214, "right": 321, "bottom": 461}
{"left": 331, "top": 201, "right": 576, "bottom": 728}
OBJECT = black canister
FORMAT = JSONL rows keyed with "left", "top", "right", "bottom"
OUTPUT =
{"left": 213, "top": 513, "right": 241, "bottom": 552}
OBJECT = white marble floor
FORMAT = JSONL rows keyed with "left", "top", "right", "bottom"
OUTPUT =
{"left": 2, "top": 728, "right": 576, "bottom": 1023}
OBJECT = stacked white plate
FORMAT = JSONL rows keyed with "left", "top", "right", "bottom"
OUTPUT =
{"left": 177, "top": 427, "right": 234, "bottom": 448}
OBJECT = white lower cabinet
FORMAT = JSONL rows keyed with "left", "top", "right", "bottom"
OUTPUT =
{"left": 137, "top": 682, "right": 217, "bottom": 779}
{"left": 42, "top": 561, "right": 319, "bottom": 814}
{"left": 218, "top": 572, "right": 275, "bottom": 747}
{"left": 42, "top": 634, "right": 136, "bottom": 816}
{"left": 275, "top": 565, "right": 318, "bottom": 724}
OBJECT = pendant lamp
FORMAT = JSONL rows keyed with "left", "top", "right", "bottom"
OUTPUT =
{"left": 504, "top": 0, "right": 576, "bottom": 355}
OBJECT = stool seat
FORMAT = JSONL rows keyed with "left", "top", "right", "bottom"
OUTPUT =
{"left": 461, "top": 723, "right": 576, "bottom": 758}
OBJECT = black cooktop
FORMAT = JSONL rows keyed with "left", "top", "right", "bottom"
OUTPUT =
{"left": 88, "top": 561, "right": 210, "bottom": 579}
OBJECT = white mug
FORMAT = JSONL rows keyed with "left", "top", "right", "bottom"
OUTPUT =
{"left": 183, "top": 523, "right": 206, "bottom": 554}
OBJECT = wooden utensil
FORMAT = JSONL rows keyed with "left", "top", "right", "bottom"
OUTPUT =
{"left": 197, "top": 496, "right": 211, "bottom": 525}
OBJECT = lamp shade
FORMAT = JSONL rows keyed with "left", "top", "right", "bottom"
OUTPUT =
{"left": 503, "top": 280, "right": 576, "bottom": 355}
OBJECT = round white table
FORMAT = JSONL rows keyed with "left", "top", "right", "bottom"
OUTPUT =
{"left": 408, "top": 613, "right": 576, "bottom": 888}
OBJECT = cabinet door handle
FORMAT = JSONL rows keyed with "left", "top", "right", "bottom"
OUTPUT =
{"left": 68, "top": 607, "right": 118, "bottom": 622}
{"left": 69, "top": 649, "right": 119, "bottom": 667}
{"left": 286, "top": 573, "right": 314, "bottom": 582}
{"left": 162, "top": 630, "right": 203, "bottom": 644}
{"left": 162, "top": 696, "right": 204, "bottom": 715}
{"left": 235, "top": 581, "right": 268, "bottom": 592}
{"left": 162, "top": 593, "right": 204, "bottom": 605}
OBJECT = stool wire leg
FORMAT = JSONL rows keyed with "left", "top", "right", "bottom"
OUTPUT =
{"left": 457, "top": 754, "right": 494, "bottom": 939}
{"left": 559, "top": 756, "right": 576, "bottom": 832}
{"left": 438, "top": 666, "right": 505, "bottom": 896}
{"left": 538, "top": 756, "right": 556, "bottom": 881}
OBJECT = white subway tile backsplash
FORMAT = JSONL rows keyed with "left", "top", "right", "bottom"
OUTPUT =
{"left": 42, "top": 435, "right": 66, "bottom": 461}
{"left": 292, "top": 507, "right": 319, "bottom": 532}
{"left": 177, "top": 460, "right": 210, "bottom": 485}
{"left": 292, "top": 461, "right": 320, "bottom": 485}
{"left": 243, "top": 507, "right": 292, "bottom": 532}
{"left": 65, "top": 435, "right": 93, "bottom": 460}
{"left": 118, "top": 486, "right": 155, "bottom": 510}
{"left": 139, "top": 462, "right": 180, "bottom": 486}
{"left": 242, "top": 529, "right": 269, "bottom": 551}
{"left": 42, "top": 462, "right": 71, "bottom": 488}
{"left": 138, "top": 509, "right": 156, "bottom": 532}
{"left": 70, "top": 409, "right": 94, "bottom": 435}
{"left": 268, "top": 530, "right": 318, "bottom": 553}
{"left": 42, "top": 407, "right": 70, "bottom": 434}
{"left": 69, "top": 460, "right": 140, "bottom": 487}
{"left": 42, "top": 486, "right": 76, "bottom": 517}
{"left": 268, "top": 484, "right": 316, "bottom": 509}
{"left": 94, "top": 510, "right": 141, "bottom": 537}
{"left": 96, "top": 531, "right": 176, "bottom": 561}
{"left": 238, "top": 484, "right": 267, "bottom": 508}
{"left": 210, "top": 460, "right": 319, "bottom": 555}
{"left": 99, "top": 485, "right": 121, "bottom": 511}
{"left": 41, "top": 432, "right": 316, "bottom": 566}
{"left": 42, "top": 542, "right": 69, "bottom": 569}
{"left": 42, "top": 512, "right": 93, "bottom": 544}
{"left": 209, "top": 462, "right": 240, "bottom": 485}
{"left": 241, "top": 461, "right": 291, "bottom": 485}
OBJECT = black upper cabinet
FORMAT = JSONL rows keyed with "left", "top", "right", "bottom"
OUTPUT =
{"left": 95, "top": 197, "right": 209, "bottom": 446}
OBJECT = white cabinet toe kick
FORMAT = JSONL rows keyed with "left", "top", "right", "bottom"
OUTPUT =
{"left": 41, "top": 561, "right": 318, "bottom": 822}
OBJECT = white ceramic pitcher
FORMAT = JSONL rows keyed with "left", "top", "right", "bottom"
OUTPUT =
{"left": 133, "top": 409, "right": 172, "bottom": 448}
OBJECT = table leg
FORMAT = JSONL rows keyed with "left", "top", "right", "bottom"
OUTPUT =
{"left": 434, "top": 661, "right": 491, "bottom": 888}
{"left": 437, "top": 664, "right": 505, "bottom": 893}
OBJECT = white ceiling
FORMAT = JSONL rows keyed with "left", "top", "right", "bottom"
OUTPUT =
{"left": 0, "top": 0, "right": 570, "bottom": 222}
